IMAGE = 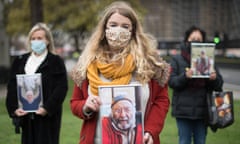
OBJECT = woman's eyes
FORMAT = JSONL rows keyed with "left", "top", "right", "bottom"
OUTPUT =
{"left": 109, "top": 24, "right": 117, "bottom": 27}
{"left": 108, "top": 23, "right": 131, "bottom": 29}
{"left": 31, "top": 37, "right": 43, "bottom": 40}
{"left": 122, "top": 25, "right": 130, "bottom": 29}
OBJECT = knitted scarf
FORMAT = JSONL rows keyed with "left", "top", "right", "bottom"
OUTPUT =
{"left": 87, "top": 54, "right": 135, "bottom": 96}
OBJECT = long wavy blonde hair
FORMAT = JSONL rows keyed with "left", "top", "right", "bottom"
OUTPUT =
{"left": 71, "top": 1, "right": 169, "bottom": 86}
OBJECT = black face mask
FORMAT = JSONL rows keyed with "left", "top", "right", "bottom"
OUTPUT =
{"left": 185, "top": 41, "right": 202, "bottom": 53}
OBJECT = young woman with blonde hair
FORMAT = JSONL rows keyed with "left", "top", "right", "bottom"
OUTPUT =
{"left": 71, "top": 1, "right": 170, "bottom": 144}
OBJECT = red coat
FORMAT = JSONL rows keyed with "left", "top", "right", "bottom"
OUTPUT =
{"left": 70, "top": 79, "right": 169, "bottom": 144}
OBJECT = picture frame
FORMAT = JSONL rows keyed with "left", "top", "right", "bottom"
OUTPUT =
{"left": 16, "top": 73, "right": 43, "bottom": 112}
{"left": 99, "top": 84, "right": 143, "bottom": 144}
{"left": 190, "top": 42, "right": 215, "bottom": 78}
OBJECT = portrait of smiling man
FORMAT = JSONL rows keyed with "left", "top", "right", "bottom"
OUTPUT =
{"left": 101, "top": 95, "right": 142, "bottom": 144}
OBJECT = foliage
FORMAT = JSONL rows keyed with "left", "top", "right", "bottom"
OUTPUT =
{"left": 4, "top": 0, "right": 145, "bottom": 36}
{"left": 5, "top": 0, "right": 31, "bottom": 35}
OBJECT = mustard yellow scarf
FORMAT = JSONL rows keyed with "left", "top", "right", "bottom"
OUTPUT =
{"left": 87, "top": 54, "right": 135, "bottom": 96}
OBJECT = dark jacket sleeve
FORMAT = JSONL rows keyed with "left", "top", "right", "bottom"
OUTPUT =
{"left": 206, "top": 65, "right": 224, "bottom": 91}
{"left": 6, "top": 57, "right": 21, "bottom": 117}
{"left": 168, "top": 56, "right": 189, "bottom": 90}
{"left": 43, "top": 55, "right": 68, "bottom": 116}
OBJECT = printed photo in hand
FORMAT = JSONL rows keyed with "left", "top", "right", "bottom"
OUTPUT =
{"left": 16, "top": 73, "right": 43, "bottom": 112}
{"left": 190, "top": 42, "right": 215, "bottom": 78}
{"left": 99, "top": 84, "right": 143, "bottom": 144}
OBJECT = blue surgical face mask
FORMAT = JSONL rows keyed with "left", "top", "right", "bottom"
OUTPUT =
{"left": 31, "top": 40, "right": 47, "bottom": 54}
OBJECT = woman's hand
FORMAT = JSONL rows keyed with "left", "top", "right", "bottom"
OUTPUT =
{"left": 83, "top": 95, "right": 102, "bottom": 114}
{"left": 185, "top": 67, "right": 193, "bottom": 78}
{"left": 143, "top": 132, "right": 153, "bottom": 144}
{"left": 209, "top": 71, "right": 217, "bottom": 80}
{"left": 36, "top": 107, "right": 48, "bottom": 116}
{"left": 15, "top": 108, "right": 27, "bottom": 117}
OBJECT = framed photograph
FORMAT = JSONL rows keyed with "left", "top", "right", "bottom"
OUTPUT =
{"left": 99, "top": 84, "right": 143, "bottom": 144}
{"left": 190, "top": 42, "right": 215, "bottom": 78}
{"left": 16, "top": 73, "right": 43, "bottom": 112}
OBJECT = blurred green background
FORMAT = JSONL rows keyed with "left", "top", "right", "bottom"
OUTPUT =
{"left": 0, "top": 80, "right": 239, "bottom": 144}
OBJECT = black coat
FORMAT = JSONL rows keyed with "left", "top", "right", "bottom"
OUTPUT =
{"left": 6, "top": 52, "right": 68, "bottom": 144}
{"left": 168, "top": 45, "right": 223, "bottom": 120}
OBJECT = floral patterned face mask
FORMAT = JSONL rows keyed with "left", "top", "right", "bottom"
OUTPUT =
{"left": 105, "top": 27, "right": 131, "bottom": 48}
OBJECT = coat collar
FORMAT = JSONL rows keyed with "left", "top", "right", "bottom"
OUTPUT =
{"left": 19, "top": 52, "right": 53, "bottom": 74}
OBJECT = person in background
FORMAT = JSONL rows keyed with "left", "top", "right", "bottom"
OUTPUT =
{"left": 168, "top": 26, "right": 224, "bottom": 144}
{"left": 70, "top": 1, "right": 170, "bottom": 144}
{"left": 6, "top": 22, "right": 68, "bottom": 144}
